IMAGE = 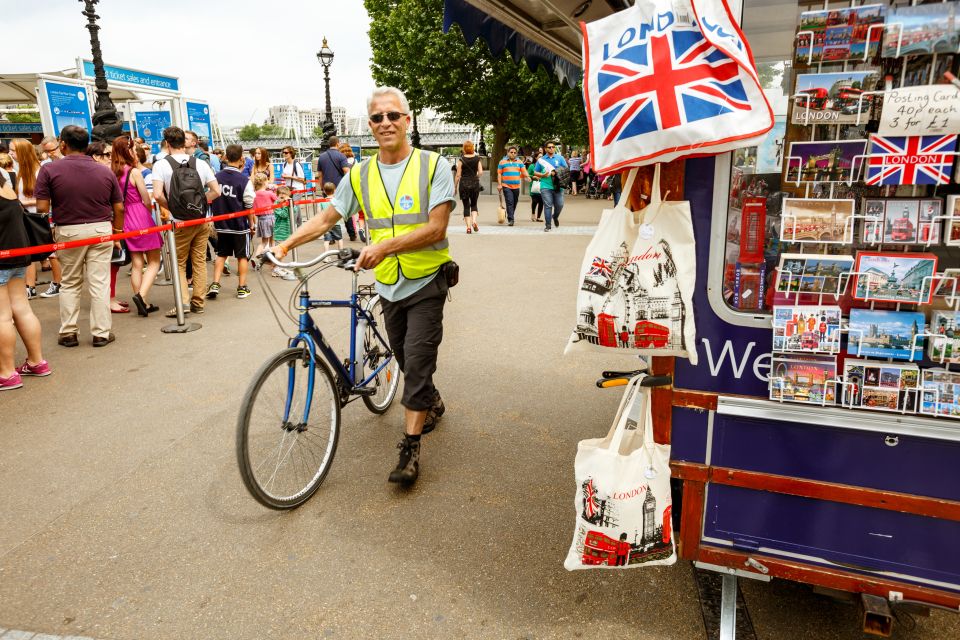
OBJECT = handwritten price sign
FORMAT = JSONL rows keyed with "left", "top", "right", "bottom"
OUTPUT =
{"left": 879, "top": 85, "right": 960, "bottom": 136}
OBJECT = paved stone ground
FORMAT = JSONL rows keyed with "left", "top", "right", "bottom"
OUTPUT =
{"left": 1, "top": 194, "right": 957, "bottom": 639}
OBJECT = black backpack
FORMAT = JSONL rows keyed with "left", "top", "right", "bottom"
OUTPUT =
{"left": 165, "top": 155, "right": 207, "bottom": 220}
{"left": 554, "top": 164, "right": 571, "bottom": 190}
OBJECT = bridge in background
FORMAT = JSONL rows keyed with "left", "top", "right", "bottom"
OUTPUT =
{"left": 223, "top": 130, "right": 476, "bottom": 152}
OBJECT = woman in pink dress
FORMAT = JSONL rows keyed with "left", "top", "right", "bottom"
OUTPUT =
{"left": 112, "top": 136, "right": 163, "bottom": 317}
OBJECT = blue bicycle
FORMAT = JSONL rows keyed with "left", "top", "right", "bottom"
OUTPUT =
{"left": 236, "top": 248, "right": 400, "bottom": 509}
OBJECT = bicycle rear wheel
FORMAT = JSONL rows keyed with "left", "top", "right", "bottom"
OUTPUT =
{"left": 237, "top": 347, "right": 340, "bottom": 509}
{"left": 361, "top": 298, "right": 401, "bottom": 414}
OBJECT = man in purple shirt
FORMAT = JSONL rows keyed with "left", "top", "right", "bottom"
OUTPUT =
{"left": 315, "top": 136, "right": 354, "bottom": 240}
{"left": 35, "top": 125, "right": 124, "bottom": 348}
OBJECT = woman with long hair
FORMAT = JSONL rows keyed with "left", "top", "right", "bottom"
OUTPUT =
{"left": 9, "top": 138, "right": 61, "bottom": 299}
{"left": 111, "top": 136, "right": 162, "bottom": 317}
{"left": 455, "top": 139, "right": 482, "bottom": 234}
{"left": 252, "top": 147, "right": 273, "bottom": 185}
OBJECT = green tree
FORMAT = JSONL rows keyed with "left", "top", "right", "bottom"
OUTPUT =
{"left": 312, "top": 125, "right": 326, "bottom": 138}
{"left": 6, "top": 111, "right": 40, "bottom": 123}
{"left": 259, "top": 123, "right": 282, "bottom": 138}
{"left": 238, "top": 123, "right": 261, "bottom": 141}
{"left": 364, "top": 0, "right": 586, "bottom": 158}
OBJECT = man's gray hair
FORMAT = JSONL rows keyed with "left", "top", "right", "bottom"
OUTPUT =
{"left": 366, "top": 86, "right": 410, "bottom": 115}
{"left": 40, "top": 136, "right": 58, "bottom": 146}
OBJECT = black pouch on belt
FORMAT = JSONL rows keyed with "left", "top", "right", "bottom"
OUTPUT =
{"left": 442, "top": 261, "right": 459, "bottom": 287}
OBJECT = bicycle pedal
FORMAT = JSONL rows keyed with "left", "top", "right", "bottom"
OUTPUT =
{"left": 353, "top": 386, "right": 378, "bottom": 397}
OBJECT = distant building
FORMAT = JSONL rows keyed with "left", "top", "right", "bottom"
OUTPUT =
{"left": 267, "top": 104, "right": 348, "bottom": 137}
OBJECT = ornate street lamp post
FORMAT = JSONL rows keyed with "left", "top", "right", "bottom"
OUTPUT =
{"left": 316, "top": 38, "right": 336, "bottom": 151}
{"left": 79, "top": 0, "right": 122, "bottom": 142}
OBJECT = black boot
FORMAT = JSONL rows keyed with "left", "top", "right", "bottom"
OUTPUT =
{"left": 389, "top": 436, "right": 420, "bottom": 485}
{"left": 422, "top": 392, "right": 445, "bottom": 435}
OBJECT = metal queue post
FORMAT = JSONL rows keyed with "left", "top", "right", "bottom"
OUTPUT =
{"left": 153, "top": 201, "right": 174, "bottom": 287}
{"left": 161, "top": 218, "right": 202, "bottom": 334}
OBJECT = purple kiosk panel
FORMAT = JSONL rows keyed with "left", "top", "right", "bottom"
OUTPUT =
{"left": 704, "top": 484, "right": 960, "bottom": 592}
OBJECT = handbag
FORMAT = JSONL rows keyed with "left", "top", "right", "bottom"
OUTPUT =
{"left": 581, "top": 0, "right": 773, "bottom": 172}
{"left": 531, "top": 180, "right": 541, "bottom": 195}
{"left": 564, "top": 374, "right": 676, "bottom": 570}
{"left": 566, "top": 165, "right": 698, "bottom": 364}
{"left": 21, "top": 211, "right": 54, "bottom": 263}
{"left": 112, "top": 168, "right": 132, "bottom": 266}
{"left": 497, "top": 191, "right": 506, "bottom": 224}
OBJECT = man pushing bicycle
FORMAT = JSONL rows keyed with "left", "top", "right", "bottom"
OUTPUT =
{"left": 272, "top": 86, "right": 456, "bottom": 486}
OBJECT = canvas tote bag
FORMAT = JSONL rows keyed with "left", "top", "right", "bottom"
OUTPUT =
{"left": 581, "top": 0, "right": 774, "bottom": 173}
{"left": 566, "top": 165, "right": 698, "bottom": 364}
{"left": 564, "top": 374, "right": 676, "bottom": 570}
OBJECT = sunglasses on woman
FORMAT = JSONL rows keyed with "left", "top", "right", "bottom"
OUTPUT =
{"left": 369, "top": 111, "right": 406, "bottom": 124}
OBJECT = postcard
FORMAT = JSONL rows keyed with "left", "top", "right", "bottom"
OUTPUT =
{"left": 781, "top": 199, "right": 855, "bottom": 244}
{"left": 847, "top": 308, "right": 925, "bottom": 361}
{"left": 772, "top": 305, "right": 842, "bottom": 354}
{"left": 929, "top": 310, "right": 960, "bottom": 363}
{"left": 947, "top": 195, "right": 960, "bottom": 246}
{"left": 777, "top": 253, "right": 855, "bottom": 296}
{"left": 882, "top": 3, "right": 960, "bottom": 58}
{"left": 770, "top": 356, "right": 837, "bottom": 405}
{"left": 786, "top": 140, "right": 867, "bottom": 183}
{"left": 852, "top": 251, "right": 938, "bottom": 304}
{"left": 862, "top": 198, "right": 942, "bottom": 244}
{"left": 865, "top": 135, "right": 957, "bottom": 186}
{"left": 843, "top": 359, "right": 920, "bottom": 412}
{"left": 841, "top": 359, "right": 920, "bottom": 413}
{"left": 796, "top": 4, "right": 886, "bottom": 65}
{"left": 792, "top": 72, "right": 880, "bottom": 125}
{"left": 920, "top": 369, "right": 960, "bottom": 419}
{"left": 933, "top": 268, "right": 960, "bottom": 299}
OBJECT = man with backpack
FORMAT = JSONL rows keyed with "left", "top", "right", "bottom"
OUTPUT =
{"left": 152, "top": 126, "right": 221, "bottom": 318}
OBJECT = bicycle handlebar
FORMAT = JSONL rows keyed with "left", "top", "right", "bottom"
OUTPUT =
{"left": 265, "top": 248, "right": 362, "bottom": 269}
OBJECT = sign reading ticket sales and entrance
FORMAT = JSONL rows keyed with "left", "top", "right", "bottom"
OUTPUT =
{"left": 580, "top": 0, "right": 774, "bottom": 173}
{"left": 879, "top": 85, "right": 960, "bottom": 136}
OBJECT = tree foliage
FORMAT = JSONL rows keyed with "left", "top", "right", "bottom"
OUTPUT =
{"left": 6, "top": 111, "right": 40, "bottom": 123}
{"left": 238, "top": 123, "right": 261, "bottom": 141}
{"left": 364, "top": 0, "right": 587, "bottom": 157}
{"left": 260, "top": 123, "right": 283, "bottom": 138}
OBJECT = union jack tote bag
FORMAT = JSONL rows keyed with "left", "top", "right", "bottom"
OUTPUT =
{"left": 564, "top": 375, "right": 676, "bottom": 570}
{"left": 567, "top": 165, "right": 698, "bottom": 365}
{"left": 581, "top": 0, "right": 774, "bottom": 173}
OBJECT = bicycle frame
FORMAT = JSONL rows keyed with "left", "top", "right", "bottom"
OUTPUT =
{"left": 282, "top": 269, "right": 394, "bottom": 425}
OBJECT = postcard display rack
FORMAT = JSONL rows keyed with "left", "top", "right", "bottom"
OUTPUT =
{"left": 770, "top": 1, "right": 960, "bottom": 420}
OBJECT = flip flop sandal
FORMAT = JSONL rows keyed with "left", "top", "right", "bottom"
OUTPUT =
{"left": 111, "top": 306, "right": 130, "bottom": 314}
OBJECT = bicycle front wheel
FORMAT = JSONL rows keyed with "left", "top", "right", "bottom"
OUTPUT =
{"left": 237, "top": 347, "right": 340, "bottom": 509}
{"left": 361, "top": 298, "right": 401, "bottom": 414}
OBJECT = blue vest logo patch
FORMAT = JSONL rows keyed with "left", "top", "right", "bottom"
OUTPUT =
{"left": 399, "top": 195, "right": 414, "bottom": 211}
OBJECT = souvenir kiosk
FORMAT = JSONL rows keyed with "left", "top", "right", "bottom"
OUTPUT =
{"left": 446, "top": 0, "right": 960, "bottom": 636}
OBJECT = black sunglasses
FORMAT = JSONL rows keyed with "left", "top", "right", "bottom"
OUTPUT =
{"left": 369, "top": 111, "right": 406, "bottom": 124}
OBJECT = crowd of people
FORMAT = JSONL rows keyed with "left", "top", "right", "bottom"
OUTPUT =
{"left": 0, "top": 120, "right": 603, "bottom": 394}
{"left": 0, "top": 125, "right": 360, "bottom": 392}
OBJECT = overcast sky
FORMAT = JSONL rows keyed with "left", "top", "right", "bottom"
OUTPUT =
{"left": 4, "top": 0, "right": 378, "bottom": 127}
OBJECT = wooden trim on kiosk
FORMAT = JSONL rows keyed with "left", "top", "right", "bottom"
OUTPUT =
{"left": 696, "top": 546, "right": 960, "bottom": 610}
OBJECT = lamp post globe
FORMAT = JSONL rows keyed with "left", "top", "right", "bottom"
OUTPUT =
{"left": 79, "top": 0, "right": 122, "bottom": 143}
{"left": 316, "top": 38, "right": 335, "bottom": 151}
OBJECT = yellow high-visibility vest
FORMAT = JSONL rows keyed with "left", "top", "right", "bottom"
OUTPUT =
{"left": 350, "top": 149, "right": 451, "bottom": 285}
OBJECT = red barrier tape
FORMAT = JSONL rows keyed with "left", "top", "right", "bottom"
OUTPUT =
{"left": 0, "top": 197, "right": 332, "bottom": 260}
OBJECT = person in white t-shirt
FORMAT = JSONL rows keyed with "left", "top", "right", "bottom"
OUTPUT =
{"left": 151, "top": 126, "right": 220, "bottom": 317}
{"left": 280, "top": 146, "right": 307, "bottom": 191}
